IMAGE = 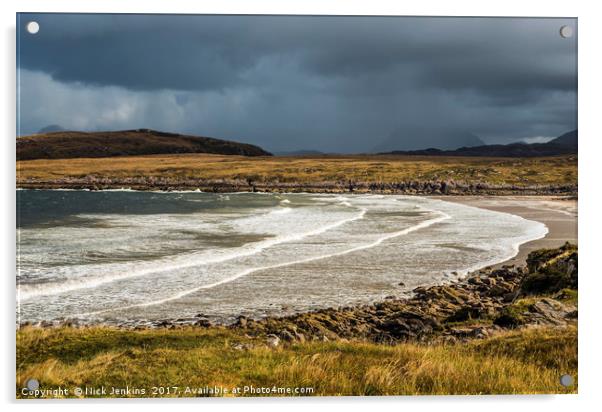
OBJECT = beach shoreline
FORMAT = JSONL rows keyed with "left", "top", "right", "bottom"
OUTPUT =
{"left": 16, "top": 193, "right": 577, "bottom": 330}
{"left": 19, "top": 242, "right": 579, "bottom": 356}
{"left": 439, "top": 196, "right": 577, "bottom": 267}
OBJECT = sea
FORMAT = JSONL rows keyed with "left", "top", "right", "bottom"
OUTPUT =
{"left": 16, "top": 190, "right": 547, "bottom": 326}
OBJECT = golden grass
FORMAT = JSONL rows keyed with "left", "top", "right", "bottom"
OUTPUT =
{"left": 17, "top": 153, "right": 577, "bottom": 186}
{"left": 16, "top": 325, "right": 577, "bottom": 398}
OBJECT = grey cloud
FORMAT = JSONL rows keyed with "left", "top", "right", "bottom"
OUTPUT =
{"left": 17, "top": 14, "right": 577, "bottom": 151}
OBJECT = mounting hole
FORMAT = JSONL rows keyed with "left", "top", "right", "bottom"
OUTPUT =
{"left": 26, "top": 21, "right": 40, "bottom": 34}
{"left": 559, "top": 374, "right": 574, "bottom": 387}
{"left": 26, "top": 378, "right": 39, "bottom": 390}
{"left": 559, "top": 25, "right": 573, "bottom": 39}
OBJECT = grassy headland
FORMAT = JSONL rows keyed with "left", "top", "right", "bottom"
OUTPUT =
{"left": 17, "top": 153, "right": 577, "bottom": 194}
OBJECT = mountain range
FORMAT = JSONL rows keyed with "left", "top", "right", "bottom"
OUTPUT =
{"left": 381, "top": 130, "right": 577, "bottom": 157}
{"left": 376, "top": 127, "right": 486, "bottom": 152}
{"left": 17, "top": 128, "right": 577, "bottom": 161}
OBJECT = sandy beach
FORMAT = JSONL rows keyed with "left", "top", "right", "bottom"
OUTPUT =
{"left": 441, "top": 196, "right": 577, "bottom": 267}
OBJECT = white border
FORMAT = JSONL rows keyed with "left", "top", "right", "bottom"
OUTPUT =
{"left": 2, "top": 1, "right": 601, "bottom": 411}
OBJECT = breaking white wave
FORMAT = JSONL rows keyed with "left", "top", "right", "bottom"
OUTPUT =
{"left": 84, "top": 210, "right": 450, "bottom": 315}
{"left": 17, "top": 192, "right": 548, "bottom": 324}
{"left": 18, "top": 203, "right": 365, "bottom": 300}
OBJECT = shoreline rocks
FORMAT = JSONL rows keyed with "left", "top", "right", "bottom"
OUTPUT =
{"left": 17, "top": 178, "right": 577, "bottom": 196}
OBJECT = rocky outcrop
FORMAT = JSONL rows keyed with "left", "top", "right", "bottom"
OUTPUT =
{"left": 522, "top": 242, "right": 578, "bottom": 293}
{"left": 17, "top": 176, "right": 578, "bottom": 196}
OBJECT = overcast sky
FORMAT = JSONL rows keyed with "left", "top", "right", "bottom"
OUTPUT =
{"left": 17, "top": 14, "right": 577, "bottom": 152}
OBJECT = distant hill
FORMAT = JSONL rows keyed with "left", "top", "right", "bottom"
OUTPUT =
{"left": 17, "top": 129, "right": 272, "bottom": 160}
{"left": 377, "top": 128, "right": 486, "bottom": 152}
{"left": 381, "top": 130, "right": 577, "bottom": 157}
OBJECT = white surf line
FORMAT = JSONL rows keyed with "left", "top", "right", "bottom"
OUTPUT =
{"left": 445, "top": 222, "right": 549, "bottom": 280}
{"left": 18, "top": 204, "right": 366, "bottom": 301}
{"left": 81, "top": 210, "right": 451, "bottom": 316}
{"left": 415, "top": 196, "right": 550, "bottom": 279}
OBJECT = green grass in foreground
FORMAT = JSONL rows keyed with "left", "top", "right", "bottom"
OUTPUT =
{"left": 16, "top": 325, "right": 577, "bottom": 397}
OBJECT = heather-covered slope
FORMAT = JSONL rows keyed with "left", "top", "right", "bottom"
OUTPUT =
{"left": 16, "top": 128, "right": 272, "bottom": 160}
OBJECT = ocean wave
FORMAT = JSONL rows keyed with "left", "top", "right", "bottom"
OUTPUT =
{"left": 83, "top": 209, "right": 450, "bottom": 314}
{"left": 18, "top": 205, "right": 366, "bottom": 300}
{"left": 17, "top": 193, "right": 557, "bottom": 324}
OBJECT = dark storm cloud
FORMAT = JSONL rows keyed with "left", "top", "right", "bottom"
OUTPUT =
{"left": 17, "top": 14, "right": 577, "bottom": 151}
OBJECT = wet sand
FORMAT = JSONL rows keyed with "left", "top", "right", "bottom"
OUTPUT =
{"left": 440, "top": 196, "right": 577, "bottom": 267}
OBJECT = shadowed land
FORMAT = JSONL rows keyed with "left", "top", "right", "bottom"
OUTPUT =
{"left": 16, "top": 129, "right": 272, "bottom": 160}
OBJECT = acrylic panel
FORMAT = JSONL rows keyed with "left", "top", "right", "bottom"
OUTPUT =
{"left": 16, "top": 13, "right": 578, "bottom": 398}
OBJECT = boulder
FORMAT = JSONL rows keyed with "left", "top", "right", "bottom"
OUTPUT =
{"left": 467, "top": 276, "right": 482, "bottom": 285}
{"left": 487, "top": 281, "right": 514, "bottom": 297}
{"left": 481, "top": 277, "right": 497, "bottom": 286}
{"left": 526, "top": 298, "right": 574, "bottom": 326}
